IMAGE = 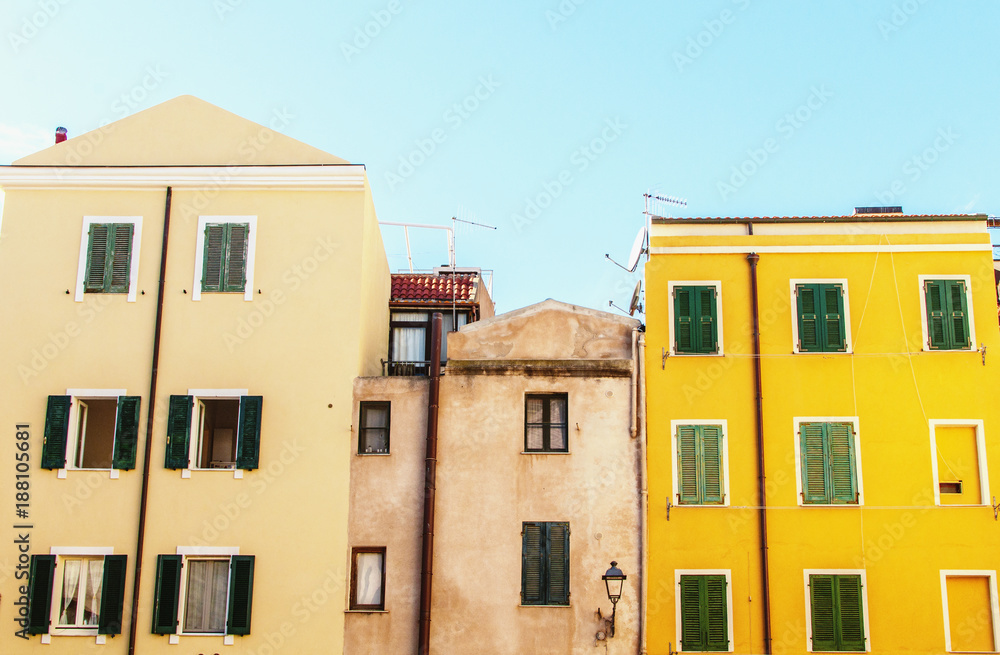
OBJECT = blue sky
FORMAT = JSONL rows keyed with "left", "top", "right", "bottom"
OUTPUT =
{"left": 2, "top": 0, "right": 998, "bottom": 313}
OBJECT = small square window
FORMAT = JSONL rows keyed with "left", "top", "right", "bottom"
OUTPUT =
{"left": 350, "top": 548, "right": 386, "bottom": 611}
{"left": 524, "top": 394, "right": 568, "bottom": 453}
{"left": 359, "top": 402, "right": 390, "bottom": 454}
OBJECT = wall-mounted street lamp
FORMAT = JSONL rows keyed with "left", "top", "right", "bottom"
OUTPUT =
{"left": 601, "top": 561, "right": 627, "bottom": 637}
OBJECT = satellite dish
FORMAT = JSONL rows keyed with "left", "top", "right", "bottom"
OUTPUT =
{"left": 626, "top": 225, "right": 647, "bottom": 273}
{"left": 629, "top": 280, "right": 643, "bottom": 316}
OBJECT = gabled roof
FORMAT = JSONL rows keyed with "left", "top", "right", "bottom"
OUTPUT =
{"left": 14, "top": 95, "right": 348, "bottom": 166}
{"left": 390, "top": 273, "right": 479, "bottom": 305}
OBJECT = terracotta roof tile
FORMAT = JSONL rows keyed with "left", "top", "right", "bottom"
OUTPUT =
{"left": 390, "top": 273, "right": 477, "bottom": 304}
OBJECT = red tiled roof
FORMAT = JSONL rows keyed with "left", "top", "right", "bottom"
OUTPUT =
{"left": 391, "top": 273, "right": 478, "bottom": 303}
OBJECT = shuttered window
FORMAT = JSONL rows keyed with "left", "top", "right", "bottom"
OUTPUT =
{"left": 796, "top": 283, "right": 847, "bottom": 352}
{"left": 151, "top": 554, "right": 255, "bottom": 636}
{"left": 676, "top": 425, "right": 725, "bottom": 505}
{"left": 674, "top": 285, "right": 718, "bottom": 354}
{"left": 924, "top": 279, "right": 971, "bottom": 350}
{"left": 201, "top": 223, "right": 249, "bottom": 293}
{"left": 809, "top": 574, "right": 866, "bottom": 652}
{"left": 521, "top": 522, "right": 570, "bottom": 606}
{"left": 41, "top": 395, "right": 141, "bottom": 471}
{"left": 25, "top": 554, "right": 128, "bottom": 636}
{"left": 679, "top": 574, "right": 729, "bottom": 652}
{"left": 164, "top": 394, "right": 262, "bottom": 470}
{"left": 800, "top": 422, "right": 859, "bottom": 505}
{"left": 85, "top": 223, "right": 133, "bottom": 294}
{"left": 524, "top": 394, "right": 568, "bottom": 453}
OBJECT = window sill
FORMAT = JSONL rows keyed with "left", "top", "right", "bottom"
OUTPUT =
{"left": 799, "top": 503, "right": 862, "bottom": 508}
{"left": 519, "top": 603, "right": 572, "bottom": 608}
{"left": 169, "top": 634, "right": 236, "bottom": 645}
{"left": 675, "top": 503, "right": 730, "bottom": 508}
{"left": 521, "top": 451, "right": 571, "bottom": 455}
{"left": 345, "top": 609, "right": 389, "bottom": 613}
{"left": 181, "top": 468, "right": 244, "bottom": 479}
{"left": 792, "top": 350, "right": 853, "bottom": 355}
{"left": 669, "top": 352, "right": 725, "bottom": 357}
{"left": 58, "top": 468, "right": 119, "bottom": 479}
{"left": 357, "top": 453, "right": 391, "bottom": 457}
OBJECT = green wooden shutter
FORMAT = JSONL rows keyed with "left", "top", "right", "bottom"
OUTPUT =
{"left": 946, "top": 280, "right": 970, "bottom": 349}
{"left": 679, "top": 576, "right": 704, "bottom": 650}
{"left": 98, "top": 554, "right": 128, "bottom": 635}
{"left": 701, "top": 426, "right": 724, "bottom": 504}
{"left": 42, "top": 395, "right": 71, "bottom": 469}
{"left": 823, "top": 285, "right": 847, "bottom": 351}
{"left": 677, "top": 426, "right": 700, "bottom": 504}
{"left": 85, "top": 224, "right": 111, "bottom": 292}
{"left": 521, "top": 523, "right": 544, "bottom": 604}
{"left": 236, "top": 396, "right": 263, "bottom": 470}
{"left": 828, "top": 423, "right": 858, "bottom": 503}
{"left": 705, "top": 575, "right": 729, "bottom": 651}
{"left": 164, "top": 395, "right": 192, "bottom": 470}
{"left": 836, "top": 575, "right": 866, "bottom": 651}
{"left": 151, "top": 555, "right": 182, "bottom": 634}
{"left": 202, "top": 224, "right": 226, "bottom": 291}
{"left": 801, "top": 422, "right": 830, "bottom": 503}
{"left": 546, "top": 523, "right": 570, "bottom": 605}
{"left": 697, "top": 287, "right": 718, "bottom": 353}
{"left": 810, "top": 574, "right": 837, "bottom": 650}
{"left": 227, "top": 555, "right": 255, "bottom": 635}
{"left": 112, "top": 396, "right": 141, "bottom": 470}
{"left": 675, "top": 287, "right": 695, "bottom": 353}
{"left": 108, "top": 224, "right": 133, "bottom": 293}
{"left": 26, "top": 555, "right": 55, "bottom": 635}
{"left": 224, "top": 224, "right": 249, "bottom": 292}
{"left": 925, "top": 280, "right": 949, "bottom": 348}
{"left": 797, "top": 285, "right": 821, "bottom": 351}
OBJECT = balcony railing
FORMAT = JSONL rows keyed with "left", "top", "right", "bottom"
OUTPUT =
{"left": 382, "top": 359, "right": 430, "bottom": 376}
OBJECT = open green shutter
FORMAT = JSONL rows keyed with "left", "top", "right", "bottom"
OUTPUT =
{"left": 810, "top": 575, "right": 837, "bottom": 650}
{"left": 109, "top": 224, "right": 133, "bottom": 293}
{"left": 85, "top": 224, "right": 110, "bottom": 292}
{"left": 236, "top": 396, "right": 263, "bottom": 470}
{"left": 227, "top": 555, "right": 255, "bottom": 635}
{"left": 797, "top": 285, "right": 821, "bottom": 351}
{"left": 675, "top": 287, "right": 695, "bottom": 353}
{"left": 697, "top": 287, "right": 718, "bottom": 353}
{"left": 679, "top": 576, "right": 704, "bottom": 650}
{"left": 546, "top": 523, "right": 570, "bottom": 605}
{"left": 705, "top": 575, "right": 729, "bottom": 651}
{"left": 224, "top": 224, "right": 249, "bottom": 292}
{"left": 946, "top": 280, "right": 970, "bottom": 349}
{"left": 151, "top": 555, "right": 182, "bottom": 634}
{"left": 521, "top": 523, "right": 544, "bottom": 604}
{"left": 26, "top": 555, "right": 55, "bottom": 635}
{"left": 98, "top": 554, "right": 128, "bottom": 635}
{"left": 801, "top": 423, "right": 830, "bottom": 503}
{"left": 202, "top": 224, "right": 226, "bottom": 291}
{"left": 677, "top": 426, "right": 700, "bottom": 504}
{"left": 164, "top": 396, "right": 192, "bottom": 470}
{"left": 925, "top": 281, "right": 949, "bottom": 348}
{"left": 828, "top": 423, "right": 858, "bottom": 503}
{"left": 836, "top": 575, "right": 866, "bottom": 650}
{"left": 42, "top": 395, "right": 71, "bottom": 469}
{"left": 823, "top": 285, "right": 847, "bottom": 351}
{"left": 113, "top": 396, "right": 141, "bottom": 470}
{"left": 701, "top": 426, "right": 724, "bottom": 504}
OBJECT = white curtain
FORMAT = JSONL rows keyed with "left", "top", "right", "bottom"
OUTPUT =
{"left": 184, "top": 560, "right": 228, "bottom": 633}
{"left": 391, "top": 312, "right": 427, "bottom": 363}
{"left": 356, "top": 553, "right": 383, "bottom": 606}
{"left": 58, "top": 559, "right": 82, "bottom": 625}
{"left": 84, "top": 559, "right": 103, "bottom": 625}
{"left": 526, "top": 397, "right": 544, "bottom": 450}
{"left": 549, "top": 398, "right": 567, "bottom": 450}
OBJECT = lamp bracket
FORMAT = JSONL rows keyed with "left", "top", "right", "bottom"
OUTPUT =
{"left": 666, "top": 499, "right": 672, "bottom": 521}
{"left": 992, "top": 496, "right": 999, "bottom": 521}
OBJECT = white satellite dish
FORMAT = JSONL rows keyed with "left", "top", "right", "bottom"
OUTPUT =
{"left": 626, "top": 225, "right": 647, "bottom": 273}
{"left": 629, "top": 280, "right": 643, "bottom": 316}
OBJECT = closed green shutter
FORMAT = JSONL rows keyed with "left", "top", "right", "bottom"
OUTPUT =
{"left": 677, "top": 426, "right": 700, "bottom": 504}
{"left": 236, "top": 396, "right": 263, "bottom": 470}
{"left": 164, "top": 396, "right": 192, "bottom": 470}
{"left": 810, "top": 575, "right": 837, "bottom": 650}
{"left": 42, "top": 395, "right": 71, "bottom": 469}
{"left": 85, "top": 223, "right": 132, "bottom": 293}
{"left": 675, "top": 286, "right": 718, "bottom": 354}
{"left": 26, "top": 555, "right": 55, "bottom": 635}
{"left": 810, "top": 574, "right": 865, "bottom": 651}
{"left": 705, "top": 575, "right": 729, "bottom": 651}
{"left": 202, "top": 224, "right": 226, "bottom": 291}
{"left": 946, "top": 280, "right": 970, "bottom": 349}
{"left": 151, "top": 555, "right": 182, "bottom": 634}
{"left": 678, "top": 425, "right": 725, "bottom": 505}
{"left": 224, "top": 224, "right": 249, "bottom": 292}
{"left": 109, "top": 224, "right": 133, "bottom": 293}
{"left": 113, "top": 396, "right": 141, "bottom": 470}
{"left": 227, "top": 555, "right": 255, "bottom": 635}
{"left": 679, "top": 576, "right": 704, "bottom": 650}
{"left": 798, "top": 284, "right": 846, "bottom": 352}
{"left": 701, "top": 426, "right": 724, "bottom": 504}
{"left": 925, "top": 280, "right": 950, "bottom": 348}
{"left": 98, "top": 554, "right": 128, "bottom": 635}
{"left": 675, "top": 287, "right": 695, "bottom": 353}
{"left": 521, "top": 523, "right": 544, "bottom": 604}
{"left": 85, "top": 224, "right": 111, "bottom": 292}
{"left": 679, "top": 575, "right": 728, "bottom": 651}
{"left": 203, "top": 223, "right": 249, "bottom": 293}
{"left": 801, "top": 422, "right": 830, "bottom": 503}
{"left": 828, "top": 423, "right": 858, "bottom": 503}
{"left": 697, "top": 287, "right": 718, "bottom": 353}
{"left": 546, "top": 523, "right": 570, "bottom": 605}
{"left": 798, "top": 285, "right": 821, "bottom": 351}
{"left": 823, "top": 285, "right": 847, "bottom": 351}
{"left": 837, "top": 575, "right": 866, "bottom": 651}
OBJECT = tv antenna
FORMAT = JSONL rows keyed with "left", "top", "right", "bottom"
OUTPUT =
{"left": 379, "top": 215, "right": 495, "bottom": 273}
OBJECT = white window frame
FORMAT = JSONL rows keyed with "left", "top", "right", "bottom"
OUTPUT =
{"left": 789, "top": 278, "right": 853, "bottom": 354}
{"left": 192, "top": 215, "right": 257, "bottom": 301}
{"left": 803, "top": 569, "right": 872, "bottom": 653}
{"left": 940, "top": 569, "right": 1000, "bottom": 653}
{"left": 667, "top": 280, "right": 724, "bottom": 356}
{"left": 918, "top": 274, "right": 976, "bottom": 352}
{"left": 929, "top": 420, "right": 991, "bottom": 507}
{"left": 793, "top": 417, "right": 865, "bottom": 507}
{"left": 174, "top": 547, "right": 240, "bottom": 639}
{"left": 670, "top": 420, "right": 730, "bottom": 507}
{"left": 674, "top": 569, "right": 734, "bottom": 653}
{"left": 46, "top": 547, "right": 115, "bottom": 638}
{"left": 75, "top": 216, "right": 143, "bottom": 302}
{"left": 62, "top": 388, "right": 128, "bottom": 477}
{"left": 184, "top": 389, "right": 248, "bottom": 475}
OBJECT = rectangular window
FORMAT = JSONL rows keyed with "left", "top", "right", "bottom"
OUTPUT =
{"left": 387, "top": 310, "right": 469, "bottom": 375}
{"left": 26, "top": 552, "right": 127, "bottom": 636}
{"left": 808, "top": 573, "right": 867, "bottom": 652}
{"left": 941, "top": 571, "right": 999, "bottom": 653}
{"left": 192, "top": 216, "right": 256, "bottom": 301}
{"left": 521, "top": 522, "right": 569, "bottom": 606}
{"left": 164, "top": 394, "right": 262, "bottom": 471}
{"left": 674, "top": 424, "right": 726, "bottom": 505}
{"left": 359, "top": 402, "right": 390, "bottom": 454}
{"left": 931, "top": 422, "right": 989, "bottom": 506}
{"left": 672, "top": 284, "right": 719, "bottom": 354}
{"left": 795, "top": 283, "right": 847, "bottom": 353}
{"left": 524, "top": 394, "right": 568, "bottom": 453}
{"left": 350, "top": 547, "right": 386, "bottom": 611}
{"left": 152, "top": 553, "right": 254, "bottom": 636}
{"left": 42, "top": 393, "right": 141, "bottom": 471}
{"left": 678, "top": 574, "right": 730, "bottom": 652}
{"left": 85, "top": 223, "right": 133, "bottom": 294}
{"left": 797, "top": 421, "right": 860, "bottom": 505}
{"left": 923, "top": 278, "right": 972, "bottom": 350}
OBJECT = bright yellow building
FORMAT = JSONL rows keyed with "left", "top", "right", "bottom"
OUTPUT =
{"left": 0, "top": 96, "right": 390, "bottom": 654}
{"left": 645, "top": 210, "right": 1000, "bottom": 654}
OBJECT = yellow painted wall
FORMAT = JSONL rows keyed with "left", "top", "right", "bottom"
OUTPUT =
{"left": 645, "top": 220, "right": 1000, "bottom": 654}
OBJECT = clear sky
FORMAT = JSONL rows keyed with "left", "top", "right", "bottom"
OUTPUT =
{"left": 2, "top": 0, "right": 998, "bottom": 314}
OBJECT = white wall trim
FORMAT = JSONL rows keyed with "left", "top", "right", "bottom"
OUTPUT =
{"left": 666, "top": 280, "right": 724, "bottom": 356}
{"left": 789, "top": 279, "right": 853, "bottom": 354}
{"left": 75, "top": 217, "right": 143, "bottom": 302}
{"left": 939, "top": 569, "right": 1000, "bottom": 653}
{"left": 50, "top": 546, "right": 115, "bottom": 555}
{"left": 917, "top": 275, "right": 977, "bottom": 353}
{"left": 192, "top": 216, "right": 256, "bottom": 301}
{"left": 186, "top": 389, "right": 248, "bottom": 397}
{"left": 176, "top": 546, "right": 240, "bottom": 556}
{"left": 650, "top": 244, "right": 992, "bottom": 255}
{"left": 928, "top": 420, "right": 990, "bottom": 506}
{"left": 803, "top": 569, "right": 872, "bottom": 652}
{"left": 669, "top": 420, "right": 730, "bottom": 507}
{"left": 792, "top": 417, "right": 865, "bottom": 506}
{"left": 673, "top": 569, "right": 734, "bottom": 653}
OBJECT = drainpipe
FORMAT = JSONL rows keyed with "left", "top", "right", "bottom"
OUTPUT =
{"left": 127, "top": 186, "right": 172, "bottom": 655}
{"left": 747, "top": 252, "right": 772, "bottom": 654}
{"left": 635, "top": 330, "right": 648, "bottom": 655}
{"left": 417, "top": 313, "right": 443, "bottom": 655}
